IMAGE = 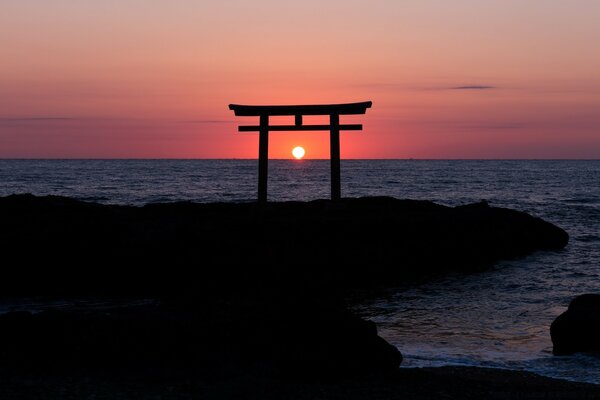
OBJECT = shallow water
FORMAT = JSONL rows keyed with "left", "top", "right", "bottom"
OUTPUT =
{"left": 1, "top": 159, "right": 599, "bottom": 383}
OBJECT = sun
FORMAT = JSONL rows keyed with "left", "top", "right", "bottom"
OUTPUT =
{"left": 292, "top": 146, "right": 305, "bottom": 160}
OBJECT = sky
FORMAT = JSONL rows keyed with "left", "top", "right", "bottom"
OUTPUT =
{"left": 1, "top": 0, "right": 599, "bottom": 159}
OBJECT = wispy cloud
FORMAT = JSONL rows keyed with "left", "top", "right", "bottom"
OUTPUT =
{"left": 351, "top": 83, "right": 497, "bottom": 91}
{"left": 185, "top": 120, "right": 235, "bottom": 124}
{"left": 0, "top": 117, "right": 78, "bottom": 122}
{"left": 0, "top": 117, "right": 233, "bottom": 124}
{"left": 449, "top": 85, "right": 495, "bottom": 90}
{"left": 452, "top": 122, "right": 527, "bottom": 131}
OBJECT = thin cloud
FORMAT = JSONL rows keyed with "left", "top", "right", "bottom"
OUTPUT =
{"left": 450, "top": 85, "right": 495, "bottom": 90}
{"left": 0, "top": 117, "right": 78, "bottom": 122}
{"left": 481, "top": 123, "right": 526, "bottom": 130}
{"left": 456, "top": 122, "right": 527, "bottom": 131}
{"left": 0, "top": 117, "right": 214, "bottom": 124}
{"left": 351, "top": 83, "right": 497, "bottom": 91}
{"left": 417, "top": 119, "right": 529, "bottom": 132}
{"left": 185, "top": 120, "right": 235, "bottom": 124}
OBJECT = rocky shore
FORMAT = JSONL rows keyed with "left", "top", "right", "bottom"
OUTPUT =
{"left": 0, "top": 194, "right": 579, "bottom": 398}
{"left": 0, "top": 194, "right": 568, "bottom": 297}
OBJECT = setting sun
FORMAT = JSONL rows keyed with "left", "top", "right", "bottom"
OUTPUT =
{"left": 292, "top": 146, "right": 305, "bottom": 160}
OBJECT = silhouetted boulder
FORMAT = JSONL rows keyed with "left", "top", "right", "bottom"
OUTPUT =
{"left": 0, "top": 303, "right": 401, "bottom": 380}
{"left": 275, "top": 307, "right": 402, "bottom": 378}
{"left": 551, "top": 294, "right": 600, "bottom": 355}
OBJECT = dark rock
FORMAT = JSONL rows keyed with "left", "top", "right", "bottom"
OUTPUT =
{"left": 0, "top": 303, "right": 400, "bottom": 380}
{"left": 0, "top": 194, "right": 567, "bottom": 380}
{"left": 275, "top": 307, "right": 402, "bottom": 379}
{"left": 0, "top": 194, "right": 568, "bottom": 298}
{"left": 551, "top": 294, "right": 600, "bottom": 355}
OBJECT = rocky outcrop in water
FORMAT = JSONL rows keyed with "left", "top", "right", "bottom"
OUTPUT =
{"left": 551, "top": 294, "right": 600, "bottom": 355}
{"left": 0, "top": 194, "right": 568, "bottom": 297}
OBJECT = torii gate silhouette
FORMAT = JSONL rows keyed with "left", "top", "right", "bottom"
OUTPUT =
{"left": 229, "top": 101, "right": 372, "bottom": 202}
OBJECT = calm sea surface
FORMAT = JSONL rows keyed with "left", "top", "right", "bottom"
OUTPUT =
{"left": 0, "top": 159, "right": 599, "bottom": 383}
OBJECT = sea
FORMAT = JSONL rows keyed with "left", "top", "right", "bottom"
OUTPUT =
{"left": 0, "top": 159, "right": 599, "bottom": 384}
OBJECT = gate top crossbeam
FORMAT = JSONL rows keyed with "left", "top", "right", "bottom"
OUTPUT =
{"left": 228, "top": 101, "right": 372, "bottom": 116}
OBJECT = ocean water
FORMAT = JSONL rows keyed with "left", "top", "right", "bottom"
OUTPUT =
{"left": 0, "top": 159, "right": 599, "bottom": 383}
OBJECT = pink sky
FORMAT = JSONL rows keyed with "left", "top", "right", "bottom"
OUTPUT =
{"left": 1, "top": 1, "right": 599, "bottom": 158}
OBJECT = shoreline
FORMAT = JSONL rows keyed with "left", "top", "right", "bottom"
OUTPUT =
{"left": 2, "top": 294, "right": 595, "bottom": 386}
{"left": 1, "top": 294, "right": 597, "bottom": 386}
{"left": 1, "top": 366, "right": 598, "bottom": 399}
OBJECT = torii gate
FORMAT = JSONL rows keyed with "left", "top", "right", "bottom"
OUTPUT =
{"left": 229, "top": 101, "right": 372, "bottom": 202}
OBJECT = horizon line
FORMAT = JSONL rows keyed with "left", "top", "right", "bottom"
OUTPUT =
{"left": 1, "top": 158, "right": 599, "bottom": 161}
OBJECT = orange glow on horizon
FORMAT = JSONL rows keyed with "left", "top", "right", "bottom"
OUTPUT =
{"left": 1, "top": 2, "right": 600, "bottom": 158}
